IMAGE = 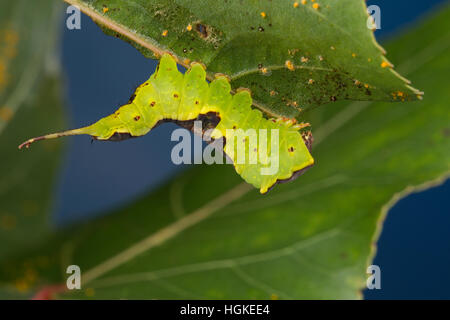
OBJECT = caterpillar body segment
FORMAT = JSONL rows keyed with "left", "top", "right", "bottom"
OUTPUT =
{"left": 19, "top": 54, "right": 314, "bottom": 193}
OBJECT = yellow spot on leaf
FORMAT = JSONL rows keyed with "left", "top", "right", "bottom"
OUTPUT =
{"left": 392, "top": 91, "right": 406, "bottom": 100}
{"left": 352, "top": 53, "right": 357, "bottom": 58}
{"left": 330, "top": 46, "right": 335, "bottom": 50}
{"left": 85, "top": 288, "right": 95, "bottom": 297}
{"left": 162, "top": 30, "right": 168, "bottom": 37}
{"left": 14, "top": 280, "right": 30, "bottom": 293}
{"left": 285, "top": 60, "right": 295, "bottom": 71}
{"left": 0, "top": 106, "right": 13, "bottom": 121}
{"left": 0, "top": 28, "right": 19, "bottom": 92}
{"left": 260, "top": 12, "right": 266, "bottom": 18}
{"left": 271, "top": 293, "right": 279, "bottom": 300}
{"left": 381, "top": 61, "right": 392, "bottom": 68}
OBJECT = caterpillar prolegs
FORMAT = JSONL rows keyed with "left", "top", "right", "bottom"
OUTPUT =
{"left": 19, "top": 54, "right": 314, "bottom": 193}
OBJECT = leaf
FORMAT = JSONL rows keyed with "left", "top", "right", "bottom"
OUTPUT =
{"left": 0, "top": 1, "right": 66, "bottom": 260}
{"left": 1, "top": 6, "right": 448, "bottom": 299}
{"left": 63, "top": 0, "right": 422, "bottom": 118}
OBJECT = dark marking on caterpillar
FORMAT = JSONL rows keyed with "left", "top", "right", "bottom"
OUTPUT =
{"left": 128, "top": 93, "right": 137, "bottom": 104}
{"left": 96, "top": 132, "right": 136, "bottom": 142}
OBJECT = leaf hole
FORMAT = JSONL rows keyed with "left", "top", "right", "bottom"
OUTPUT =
{"left": 195, "top": 23, "right": 208, "bottom": 38}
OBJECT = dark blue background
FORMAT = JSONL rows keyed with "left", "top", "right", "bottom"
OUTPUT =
{"left": 57, "top": 0, "right": 449, "bottom": 299}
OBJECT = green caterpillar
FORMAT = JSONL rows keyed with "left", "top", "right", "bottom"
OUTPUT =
{"left": 19, "top": 54, "right": 314, "bottom": 193}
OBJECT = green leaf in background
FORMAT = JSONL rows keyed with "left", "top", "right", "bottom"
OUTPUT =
{"left": 0, "top": 5, "right": 448, "bottom": 299}
{"left": 0, "top": 1, "right": 66, "bottom": 261}
{"left": 63, "top": 0, "right": 422, "bottom": 118}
